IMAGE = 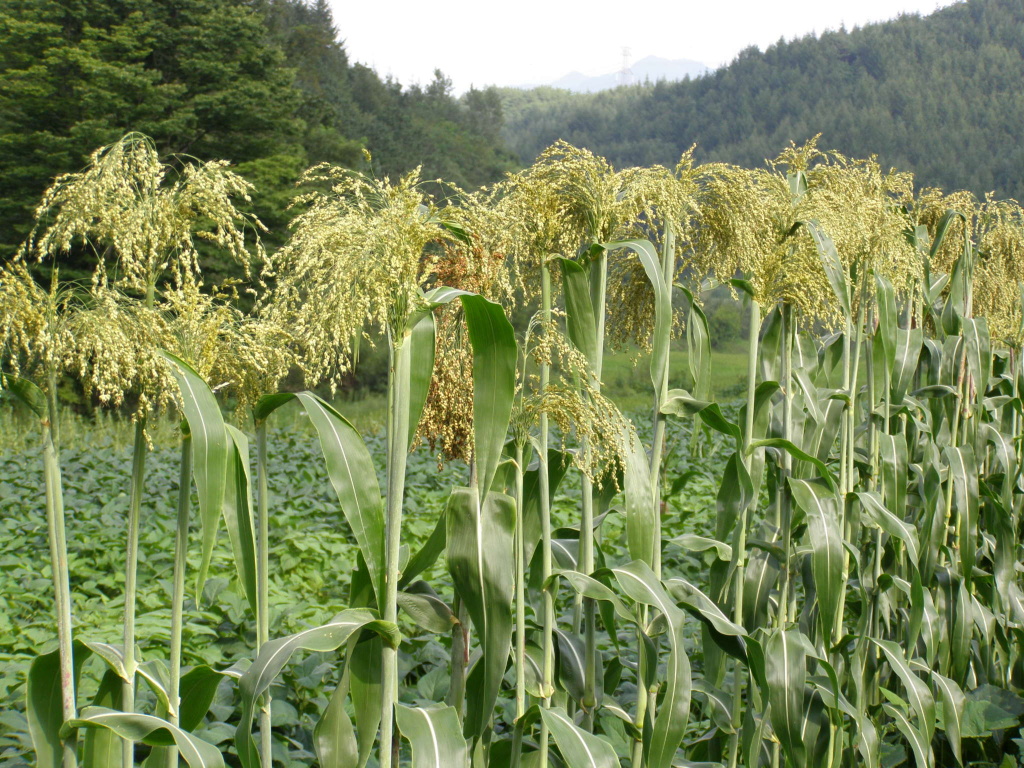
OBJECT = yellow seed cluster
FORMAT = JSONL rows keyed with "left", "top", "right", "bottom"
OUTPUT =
{"left": 974, "top": 198, "right": 1024, "bottom": 346}
{"left": 4, "top": 133, "right": 278, "bottom": 418}
{"left": 23, "top": 133, "right": 264, "bottom": 295}
{"left": 267, "top": 164, "right": 449, "bottom": 392}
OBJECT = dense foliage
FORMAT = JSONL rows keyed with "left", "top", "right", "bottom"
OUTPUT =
{"left": 5, "top": 128, "right": 1024, "bottom": 768}
{"left": 500, "top": 0, "right": 1024, "bottom": 202}
{"left": 0, "top": 0, "right": 515, "bottom": 269}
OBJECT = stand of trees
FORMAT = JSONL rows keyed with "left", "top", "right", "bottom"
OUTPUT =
{"left": 500, "top": 0, "right": 1024, "bottom": 202}
{"left": 0, "top": 0, "right": 516, "bottom": 275}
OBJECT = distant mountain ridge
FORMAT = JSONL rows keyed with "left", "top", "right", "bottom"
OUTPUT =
{"left": 540, "top": 56, "right": 710, "bottom": 93}
{"left": 499, "top": 0, "right": 1024, "bottom": 202}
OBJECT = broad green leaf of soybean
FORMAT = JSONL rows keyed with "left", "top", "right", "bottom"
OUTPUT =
{"left": 612, "top": 561, "right": 691, "bottom": 768}
{"left": 540, "top": 707, "right": 618, "bottom": 768}
{"left": 67, "top": 708, "right": 223, "bottom": 768}
{"left": 461, "top": 293, "right": 517, "bottom": 498}
{"left": 159, "top": 351, "right": 229, "bottom": 602}
{"left": 396, "top": 704, "right": 468, "bottom": 768}
{"left": 234, "top": 609, "right": 398, "bottom": 768}
{"left": 445, "top": 487, "right": 516, "bottom": 739}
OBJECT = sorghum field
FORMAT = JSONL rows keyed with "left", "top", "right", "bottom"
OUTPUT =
{"left": 2, "top": 134, "right": 1024, "bottom": 768}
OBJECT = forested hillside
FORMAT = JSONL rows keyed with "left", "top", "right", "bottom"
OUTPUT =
{"left": 0, "top": 0, "right": 516, "bottom": 269}
{"left": 501, "top": 0, "right": 1024, "bottom": 200}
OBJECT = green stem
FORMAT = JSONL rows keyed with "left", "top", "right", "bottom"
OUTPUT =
{"left": 777, "top": 303, "right": 795, "bottom": 627}
{"left": 579, "top": 248, "right": 608, "bottom": 730}
{"left": 649, "top": 229, "right": 676, "bottom": 580}
{"left": 122, "top": 417, "right": 147, "bottom": 767}
{"left": 255, "top": 421, "right": 272, "bottom": 768}
{"left": 42, "top": 379, "right": 77, "bottom": 768}
{"left": 514, "top": 442, "right": 527, "bottom": 719}
{"left": 726, "top": 294, "right": 760, "bottom": 768}
{"left": 380, "top": 330, "right": 412, "bottom": 768}
{"left": 447, "top": 596, "right": 468, "bottom": 717}
{"left": 167, "top": 435, "right": 192, "bottom": 766}
{"left": 512, "top": 441, "right": 527, "bottom": 767}
{"left": 539, "top": 261, "right": 554, "bottom": 768}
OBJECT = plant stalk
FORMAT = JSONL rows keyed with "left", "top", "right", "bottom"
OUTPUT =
{"left": 539, "top": 261, "right": 554, "bottom": 768}
{"left": 726, "top": 294, "right": 760, "bottom": 768}
{"left": 122, "top": 417, "right": 147, "bottom": 767}
{"left": 167, "top": 435, "right": 193, "bottom": 767}
{"left": 255, "top": 420, "right": 272, "bottom": 768}
{"left": 380, "top": 330, "right": 412, "bottom": 768}
{"left": 42, "top": 377, "right": 77, "bottom": 768}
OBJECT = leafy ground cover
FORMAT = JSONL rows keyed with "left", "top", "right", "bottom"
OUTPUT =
{"left": 0, "top": 380, "right": 730, "bottom": 767}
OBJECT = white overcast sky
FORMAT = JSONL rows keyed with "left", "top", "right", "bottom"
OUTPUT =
{"left": 331, "top": 0, "right": 958, "bottom": 93}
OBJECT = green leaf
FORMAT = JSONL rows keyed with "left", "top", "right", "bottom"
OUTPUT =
{"left": 764, "top": 628, "right": 807, "bottom": 768}
{"left": 222, "top": 426, "right": 258, "bottom": 616}
{"left": 892, "top": 328, "right": 923, "bottom": 405}
{"left": 445, "top": 487, "right": 516, "bottom": 738}
{"left": 159, "top": 351, "right": 229, "bottom": 602}
{"left": 883, "top": 703, "right": 932, "bottom": 768}
{"left": 234, "top": 610, "right": 398, "bottom": 768}
{"left": 662, "top": 389, "right": 741, "bottom": 441}
{"left": 460, "top": 294, "right": 517, "bottom": 497}
{"left": 82, "top": 670, "right": 123, "bottom": 768}
{"left": 622, "top": 420, "right": 656, "bottom": 567}
{"left": 407, "top": 310, "right": 436, "bottom": 449}
{"left": 315, "top": 681, "right": 357, "bottom": 768}
{"left": 871, "top": 639, "right": 935, "bottom": 756}
{"left": 398, "top": 586, "right": 457, "bottom": 634}
{"left": 664, "top": 578, "right": 747, "bottom": 663}
{"left": 607, "top": 239, "right": 670, "bottom": 393}
{"left": 350, "top": 636, "right": 383, "bottom": 768}
{"left": 789, "top": 479, "right": 843, "bottom": 638}
{"left": 802, "top": 220, "right": 850, "bottom": 318}
{"left": 67, "top": 707, "right": 223, "bottom": 768}
{"left": 671, "top": 534, "right": 732, "bottom": 562}
{"left": 747, "top": 437, "right": 836, "bottom": 491}
{"left": 396, "top": 704, "right": 468, "bottom": 768}
{"left": 263, "top": 392, "right": 386, "bottom": 611}
{"left": 27, "top": 642, "right": 90, "bottom": 768}
{"left": 681, "top": 286, "right": 712, "bottom": 401}
{"left": 559, "top": 257, "right": 599, "bottom": 371}
{"left": 855, "top": 491, "right": 921, "bottom": 566}
{"left": 612, "top": 561, "right": 690, "bottom": 768}
{"left": 1, "top": 374, "right": 47, "bottom": 418}
{"left": 944, "top": 445, "right": 978, "bottom": 589}
{"left": 539, "top": 707, "right": 618, "bottom": 768}
{"left": 932, "top": 672, "right": 964, "bottom": 765}
{"left": 399, "top": 511, "right": 447, "bottom": 589}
